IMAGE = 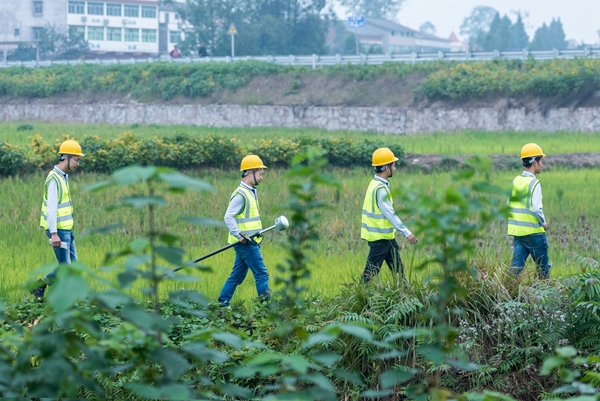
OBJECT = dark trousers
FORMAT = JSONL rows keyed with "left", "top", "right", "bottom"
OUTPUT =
{"left": 362, "top": 239, "right": 404, "bottom": 282}
{"left": 510, "top": 233, "right": 551, "bottom": 279}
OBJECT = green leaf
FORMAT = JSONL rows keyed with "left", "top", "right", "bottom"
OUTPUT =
{"left": 211, "top": 332, "right": 242, "bottom": 349}
{"left": 118, "top": 270, "right": 138, "bottom": 288}
{"left": 150, "top": 348, "right": 190, "bottom": 379}
{"left": 217, "top": 383, "right": 252, "bottom": 398}
{"left": 130, "top": 238, "right": 150, "bottom": 252}
{"left": 339, "top": 324, "right": 373, "bottom": 342}
{"left": 112, "top": 165, "right": 158, "bottom": 186}
{"left": 47, "top": 274, "right": 87, "bottom": 313}
{"left": 334, "top": 368, "right": 364, "bottom": 385}
{"left": 120, "top": 195, "right": 166, "bottom": 208}
{"left": 282, "top": 355, "right": 310, "bottom": 374}
{"left": 84, "top": 179, "right": 112, "bottom": 192}
{"left": 557, "top": 346, "right": 578, "bottom": 358}
{"left": 182, "top": 342, "right": 229, "bottom": 364}
{"left": 248, "top": 352, "right": 282, "bottom": 366}
{"left": 126, "top": 383, "right": 161, "bottom": 399}
{"left": 417, "top": 344, "right": 446, "bottom": 364}
{"left": 303, "top": 330, "right": 339, "bottom": 348}
{"left": 154, "top": 246, "right": 185, "bottom": 265}
{"left": 96, "top": 290, "right": 130, "bottom": 308}
{"left": 380, "top": 369, "right": 416, "bottom": 388}
{"left": 310, "top": 352, "right": 340, "bottom": 366}
{"left": 541, "top": 356, "right": 565, "bottom": 375}
{"left": 159, "top": 171, "right": 213, "bottom": 192}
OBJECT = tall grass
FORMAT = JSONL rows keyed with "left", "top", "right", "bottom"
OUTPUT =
{"left": 4, "top": 123, "right": 599, "bottom": 155}
{"left": 1, "top": 166, "right": 598, "bottom": 305}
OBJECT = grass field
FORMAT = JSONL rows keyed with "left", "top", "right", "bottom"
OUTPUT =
{"left": 2, "top": 164, "right": 599, "bottom": 305}
{"left": 3, "top": 122, "right": 600, "bottom": 155}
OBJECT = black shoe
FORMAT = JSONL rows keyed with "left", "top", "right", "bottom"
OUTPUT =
{"left": 30, "top": 282, "right": 47, "bottom": 301}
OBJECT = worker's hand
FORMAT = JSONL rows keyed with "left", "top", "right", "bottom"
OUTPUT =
{"left": 544, "top": 221, "right": 549, "bottom": 230}
{"left": 51, "top": 232, "right": 61, "bottom": 248}
{"left": 238, "top": 235, "right": 246, "bottom": 244}
{"left": 406, "top": 234, "right": 418, "bottom": 244}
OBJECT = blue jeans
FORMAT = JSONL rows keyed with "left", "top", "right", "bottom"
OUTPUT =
{"left": 218, "top": 243, "right": 270, "bottom": 306}
{"left": 510, "top": 233, "right": 550, "bottom": 279}
{"left": 44, "top": 229, "right": 78, "bottom": 280}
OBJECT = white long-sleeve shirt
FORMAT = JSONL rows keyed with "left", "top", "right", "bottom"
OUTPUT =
{"left": 373, "top": 175, "right": 412, "bottom": 238}
{"left": 521, "top": 171, "right": 546, "bottom": 226}
{"left": 224, "top": 181, "right": 257, "bottom": 239}
{"left": 45, "top": 166, "right": 69, "bottom": 233}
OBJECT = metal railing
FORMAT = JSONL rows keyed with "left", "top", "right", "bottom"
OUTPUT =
{"left": 2, "top": 48, "right": 600, "bottom": 69}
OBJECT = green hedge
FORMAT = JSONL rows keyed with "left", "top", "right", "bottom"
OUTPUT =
{"left": 0, "top": 61, "right": 445, "bottom": 101}
{"left": 421, "top": 58, "right": 600, "bottom": 100}
{"left": 1, "top": 59, "right": 598, "bottom": 102}
{"left": 0, "top": 133, "right": 405, "bottom": 176}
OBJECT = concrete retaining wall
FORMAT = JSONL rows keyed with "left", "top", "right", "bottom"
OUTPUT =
{"left": 1, "top": 103, "right": 600, "bottom": 133}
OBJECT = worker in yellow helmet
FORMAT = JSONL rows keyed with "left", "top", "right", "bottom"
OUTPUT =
{"left": 508, "top": 143, "right": 550, "bottom": 279}
{"left": 360, "top": 148, "right": 418, "bottom": 283}
{"left": 218, "top": 155, "right": 270, "bottom": 306}
{"left": 31, "top": 139, "right": 84, "bottom": 300}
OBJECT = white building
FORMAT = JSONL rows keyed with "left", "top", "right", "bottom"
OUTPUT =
{"left": 0, "top": 0, "right": 68, "bottom": 56}
{"left": 0, "top": 0, "right": 187, "bottom": 58}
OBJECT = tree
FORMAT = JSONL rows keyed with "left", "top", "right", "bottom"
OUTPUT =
{"left": 530, "top": 18, "right": 566, "bottom": 50}
{"left": 419, "top": 21, "right": 436, "bottom": 36}
{"left": 482, "top": 13, "right": 514, "bottom": 51}
{"left": 460, "top": 5, "right": 498, "bottom": 50}
{"left": 530, "top": 23, "right": 550, "bottom": 50}
{"left": 339, "top": 0, "right": 406, "bottom": 20}
{"left": 175, "top": 0, "right": 328, "bottom": 56}
{"left": 548, "top": 18, "right": 567, "bottom": 49}
{"left": 511, "top": 13, "right": 529, "bottom": 50}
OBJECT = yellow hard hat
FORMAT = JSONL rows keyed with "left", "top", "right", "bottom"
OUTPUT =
{"left": 520, "top": 143, "right": 546, "bottom": 159}
{"left": 372, "top": 147, "right": 399, "bottom": 166}
{"left": 58, "top": 139, "right": 84, "bottom": 157}
{"left": 240, "top": 154, "right": 267, "bottom": 171}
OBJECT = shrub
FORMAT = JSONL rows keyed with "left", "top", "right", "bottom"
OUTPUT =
{"left": 0, "top": 139, "right": 29, "bottom": 176}
{"left": 2, "top": 134, "right": 406, "bottom": 175}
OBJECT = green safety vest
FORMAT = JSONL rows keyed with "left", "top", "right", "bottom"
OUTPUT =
{"left": 507, "top": 174, "right": 545, "bottom": 236}
{"left": 227, "top": 186, "right": 263, "bottom": 245}
{"left": 361, "top": 179, "right": 395, "bottom": 242}
{"left": 40, "top": 169, "right": 74, "bottom": 231}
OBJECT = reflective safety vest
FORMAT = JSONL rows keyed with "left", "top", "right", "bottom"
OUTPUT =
{"left": 361, "top": 179, "right": 395, "bottom": 242}
{"left": 507, "top": 174, "right": 545, "bottom": 236}
{"left": 227, "top": 185, "right": 263, "bottom": 245}
{"left": 40, "top": 169, "right": 74, "bottom": 231}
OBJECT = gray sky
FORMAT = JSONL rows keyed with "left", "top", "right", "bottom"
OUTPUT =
{"left": 334, "top": 0, "right": 600, "bottom": 44}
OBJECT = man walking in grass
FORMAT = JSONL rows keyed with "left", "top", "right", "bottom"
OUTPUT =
{"left": 361, "top": 147, "right": 418, "bottom": 283}
{"left": 508, "top": 143, "right": 551, "bottom": 279}
{"left": 218, "top": 155, "right": 270, "bottom": 306}
{"left": 31, "top": 139, "right": 84, "bottom": 300}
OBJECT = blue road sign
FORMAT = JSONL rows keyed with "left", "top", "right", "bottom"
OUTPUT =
{"left": 347, "top": 15, "right": 365, "bottom": 29}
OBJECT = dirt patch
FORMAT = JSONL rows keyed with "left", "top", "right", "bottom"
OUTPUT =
{"left": 404, "top": 152, "right": 600, "bottom": 173}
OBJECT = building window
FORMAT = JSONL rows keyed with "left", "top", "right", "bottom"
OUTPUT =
{"left": 124, "top": 4, "right": 138, "bottom": 17}
{"left": 14, "top": 28, "right": 20, "bottom": 36}
{"left": 106, "top": 27, "right": 122, "bottom": 41}
{"left": 33, "top": 27, "right": 43, "bottom": 40}
{"left": 68, "top": 1, "right": 84, "bottom": 14}
{"left": 141, "top": 29, "right": 156, "bottom": 43}
{"left": 141, "top": 6, "right": 156, "bottom": 18}
{"left": 106, "top": 3, "right": 121, "bottom": 16}
{"left": 69, "top": 25, "right": 85, "bottom": 39}
{"left": 88, "top": 2, "right": 104, "bottom": 15}
{"left": 169, "top": 30, "right": 180, "bottom": 43}
{"left": 33, "top": 1, "right": 43, "bottom": 16}
{"left": 124, "top": 28, "right": 139, "bottom": 42}
{"left": 88, "top": 26, "right": 104, "bottom": 40}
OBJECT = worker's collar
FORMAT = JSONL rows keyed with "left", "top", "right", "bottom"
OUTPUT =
{"left": 239, "top": 181, "right": 256, "bottom": 192}
{"left": 374, "top": 175, "right": 389, "bottom": 187}
{"left": 521, "top": 171, "right": 536, "bottom": 178}
{"left": 53, "top": 165, "right": 68, "bottom": 179}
